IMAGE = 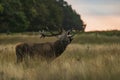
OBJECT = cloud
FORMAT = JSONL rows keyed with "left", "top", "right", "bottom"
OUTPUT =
{"left": 65, "top": 0, "right": 120, "bottom": 16}
{"left": 66, "top": 0, "right": 120, "bottom": 5}
{"left": 84, "top": 16, "right": 120, "bottom": 31}
{"left": 65, "top": 0, "right": 120, "bottom": 31}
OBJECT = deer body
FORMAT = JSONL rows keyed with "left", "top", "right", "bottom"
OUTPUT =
{"left": 16, "top": 33, "right": 72, "bottom": 63}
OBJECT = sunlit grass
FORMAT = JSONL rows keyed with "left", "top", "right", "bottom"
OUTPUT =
{"left": 73, "top": 32, "right": 120, "bottom": 44}
{"left": 0, "top": 33, "right": 57, "bottom": 44}
{"left": 0, "top": 32, "right": 120, "bottom": 80}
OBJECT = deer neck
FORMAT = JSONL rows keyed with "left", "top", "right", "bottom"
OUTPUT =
{"left": 54, "top": 40, "right": 68, "bottom": 57}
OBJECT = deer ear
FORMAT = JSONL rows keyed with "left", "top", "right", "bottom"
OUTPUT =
{"left": 57, "top": 30, "right": 66, "bottom": 39}
{"left": 58, "top": 30, "right": 72, "bottom": 40}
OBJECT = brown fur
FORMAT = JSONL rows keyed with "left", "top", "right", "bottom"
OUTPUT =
{"left": 16, "top": 35, "right": 73, "bottom": 63}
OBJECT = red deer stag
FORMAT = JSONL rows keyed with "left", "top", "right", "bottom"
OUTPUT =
{"left": 16, "top": 31, "right": 73, "bottom": 63}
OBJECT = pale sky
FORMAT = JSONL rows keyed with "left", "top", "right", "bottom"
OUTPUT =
{"left": 65, "top": 0, "right": 120, "bottom": 31}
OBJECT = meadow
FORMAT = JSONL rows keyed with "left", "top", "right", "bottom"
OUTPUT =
{"left": 0, "top": 31, "right": 120, "bottom": 80}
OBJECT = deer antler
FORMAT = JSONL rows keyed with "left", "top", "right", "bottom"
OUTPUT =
{"left": 40, "top": 27, "right": 63, "bottom": 38}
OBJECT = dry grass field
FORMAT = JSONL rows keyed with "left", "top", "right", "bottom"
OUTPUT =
{"left": 0, "top": 32, "right": 120, "bottom": 80}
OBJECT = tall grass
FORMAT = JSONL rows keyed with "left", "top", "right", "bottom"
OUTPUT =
{"left": 0, "top": 32, "right": 120, "bottom": 80}
{"left": 73, "top": 32, "right": 120, "bottom": 44}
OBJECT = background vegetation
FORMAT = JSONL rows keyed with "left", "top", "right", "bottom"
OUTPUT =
{"left": 0, "top": 0, "right": 84, "bottom": 33}
{"left": 0, "top": 31, "right": 120, "bottom": 80}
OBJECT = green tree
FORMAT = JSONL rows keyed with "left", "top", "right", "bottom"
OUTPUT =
{"left": 0, "top": 0, "right": 84, "bottom": 33}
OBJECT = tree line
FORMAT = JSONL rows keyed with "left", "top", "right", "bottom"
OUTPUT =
{"left": 0, "top": 0, "right": 85, "bottom": 33}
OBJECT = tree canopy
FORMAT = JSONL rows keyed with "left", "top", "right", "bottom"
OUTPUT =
{"left": 0, "top": 0, "right": 85, "bottom": 33}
